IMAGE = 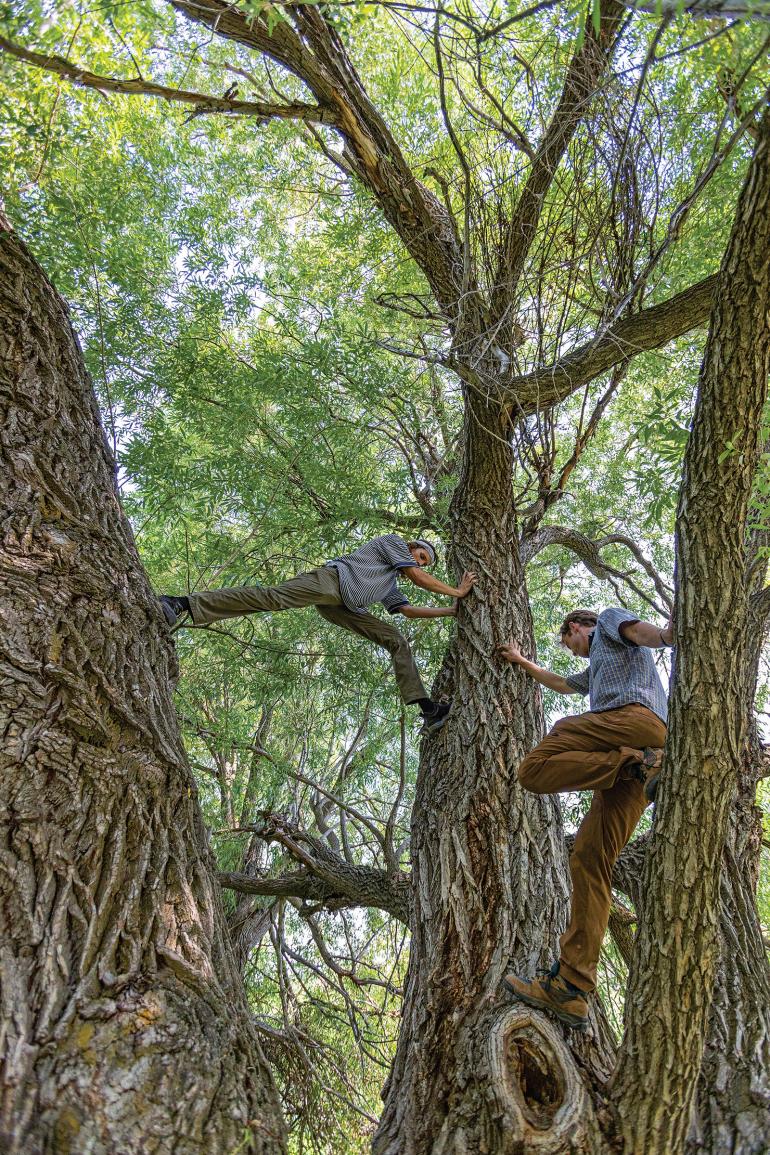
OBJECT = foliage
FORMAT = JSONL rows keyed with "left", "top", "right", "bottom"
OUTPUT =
{"left": 2, "top": 0, "right": 769, "bottom": 1146}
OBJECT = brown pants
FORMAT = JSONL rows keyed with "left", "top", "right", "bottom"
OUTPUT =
{"left": 518, "top": 704, "right": 667, "bottom": 992}
{"left": 187, "top": 565, "right": 427, "bottom": 704}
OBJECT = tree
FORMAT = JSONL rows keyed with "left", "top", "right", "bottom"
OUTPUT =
{"left": 0, "top": 217, "right": 285, "bottom": 1154}
{"left": 2, "top": 3, "right": 769, "bottom": 1152}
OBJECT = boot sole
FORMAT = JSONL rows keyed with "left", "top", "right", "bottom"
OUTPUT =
{"left": 423, "top": 713, "right": 450, "bottom": 735}
{"left": 503, "top": 977, "right": 588, "bottom": 1032}
{"left": 160, "top": 601, "right": 178, "bottom": 627}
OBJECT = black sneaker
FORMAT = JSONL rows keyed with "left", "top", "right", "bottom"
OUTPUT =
{"left": 159, "top": 595, "right": 191, "bottom": 627}
{"left": 421, "top": 701, "right": 451, "bottom": 734}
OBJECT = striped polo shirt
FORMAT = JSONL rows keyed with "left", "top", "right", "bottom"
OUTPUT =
{"left": 325, "top": 534, "right": 414, "bottom": 615}
{"left": 564, "top": 607, "right": 668, "bottom": 723}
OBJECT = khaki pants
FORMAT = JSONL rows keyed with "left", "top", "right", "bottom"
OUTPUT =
{"left": 188, "top": 566, "right": 427, "bottom": 704}
{"left": 518, "top": 704, "right": 667, "bottom": 992}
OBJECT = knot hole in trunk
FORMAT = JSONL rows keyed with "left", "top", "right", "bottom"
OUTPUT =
{"left": 506, "top": 1032, "right": 564, "bottom": 1128}
{"left": 485, "top": 1006, "right": 599, "bottom": 1151}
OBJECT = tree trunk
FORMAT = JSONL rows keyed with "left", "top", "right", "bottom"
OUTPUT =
{"left": 611, "top": 106, "right": 770, "bottom": 1154}
{"left": 686, "top": 660, "right": 770, "bottom": 1155}
{"left": 375, "top": 387, "right": 614, "bottom": 1154}
{"left": 0, "top": 222, "right": 286, "bottom": 1154}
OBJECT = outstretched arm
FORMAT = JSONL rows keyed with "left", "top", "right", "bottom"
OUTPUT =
{"left": 497, "top": 642, "right": 578, "bottom": 695}
{"left": 620, "top": 619, "right": 674, "bottom": 647}
{"left": 399, "top": 603, "right": 458, "bottom": 620}
{"left": 401, "top": 567, "right": 477, "bottom": 599}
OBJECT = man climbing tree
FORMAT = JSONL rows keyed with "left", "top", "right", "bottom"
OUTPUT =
{"left": 2, "top": 4, "right": 769, "bottom": 1152}
{"left": 160, "top": 536, "right": 476, "bottom": 731}
{"left": 498, "top": 607, "right": 673, "bottom": 1030}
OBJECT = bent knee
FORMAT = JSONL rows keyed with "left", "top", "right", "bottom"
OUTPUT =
{"left": 517, "top": 754, "right": 546, "bottom": 793}
{"left": 383, "top": 631, "right": 409, "bottom": 654}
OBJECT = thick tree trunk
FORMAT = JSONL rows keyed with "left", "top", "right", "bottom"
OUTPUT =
{"left": 375, "top": 387, "right": 614, "bottom": 1154}
{"left": 0, "top": 223, "right": 285, "bottom": 1154}
{"left": 608, "top": 740, "right": 770, "bottom": 1155}
{"left": 612, "top": 750, "right": 770, "bottom": 1154}
{"left": 611, "top": 106, "right": 770, "bottom": 1154}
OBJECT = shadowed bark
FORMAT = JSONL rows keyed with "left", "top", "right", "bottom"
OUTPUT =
{"left": 0, "top": 221, "right": 286, "bottom": 1154}
{"left": 611, "top": 104, "right": 770, "bottom": 1155}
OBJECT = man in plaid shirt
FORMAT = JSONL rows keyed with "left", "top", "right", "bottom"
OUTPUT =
{"left": 497, "top": 606, "right": 674, "bottom": 1031}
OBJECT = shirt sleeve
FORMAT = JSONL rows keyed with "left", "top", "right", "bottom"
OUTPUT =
{"left": 598, "top": 607, "right": 640, "bottom": 645}
{"left": 376, "top": 534, "right": 417, "bottom": 570}
{"left": 564, "top": 668, "right": 590, "bottom": 695}
{"left": 382, "top": 589, "right": 410, "bottom": 614}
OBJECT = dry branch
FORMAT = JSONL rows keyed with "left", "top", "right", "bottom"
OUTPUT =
{"left": 0, "top": 33, "right": 331, "bottom": 122}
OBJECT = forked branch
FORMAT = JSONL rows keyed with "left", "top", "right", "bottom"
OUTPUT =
{"left": 0, "top": 33, "right": 332, "bottom": 122}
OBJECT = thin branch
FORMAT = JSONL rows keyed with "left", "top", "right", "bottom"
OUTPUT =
{"left": 490, "top": 1, "right": 628, "bottom": 325}
{"left": 0, "top": 32, "right": 333, "bottom": 123}
{"left": 506, "top": 274, "right": 718, "bottom": 416}
{"left": 521, "top": 525, "right": 672, "bottom": 613}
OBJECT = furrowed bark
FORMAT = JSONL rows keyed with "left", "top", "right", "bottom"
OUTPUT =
{"left": 374, "top": 381, "right": 614, "bottom": 1155}
{"left": 608, "top": 786, "right": 770, "bottom": 1155}
{"left": 0, "top": 222, "right": 286, "bottom": 1154}
{"left": 688, "top": 744, "right": 770, "bottom": 1155}
{"left": 611, "top": 105, "right": 770, "bottom": 1154}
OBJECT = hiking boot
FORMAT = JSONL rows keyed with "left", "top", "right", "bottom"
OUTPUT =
{"left": 645, "top": 768, "right": 662, "bottom": 803}
{"left": 421, "top": 701, "right": 451, "bottom": 734}
{"left": 629, "top": 747, "right": 663, "bottom": 801}
{"left": 503, "top": 964, "right": 588, "bottom": 1032}
{"left": 159, "top": 595, "right": 191, "bottom": 628}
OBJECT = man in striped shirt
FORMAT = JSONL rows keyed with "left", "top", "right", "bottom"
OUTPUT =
{"left": 160, "top": 535, "right": 476, "bottom": 732}
{"left": 496, "top": 606, "right": 673, "bottom": 1030}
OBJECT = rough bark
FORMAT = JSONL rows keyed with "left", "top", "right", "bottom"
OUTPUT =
{"left": 0, "top": 223, "right": 286, "bottom": 1154}
{"left": 220, "top": 863, "right": 409, "bottom": 924}
{"left": 374, "top": 384, "right": 615, "bottom": 1155}
{"left": 688, "top": 739, "right": 770, "bottom": 1155}
{"left": 611, "top": 106, "right": 770, "bottom": 1154}
{"left": 608, "top": 796, "right": 770, "bottom": 1155}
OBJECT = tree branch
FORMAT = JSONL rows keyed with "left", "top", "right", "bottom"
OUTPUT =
{"left": 507, "top": 273, "right": 718, "bottom": 416}
{"left": 219, "top": 812, "right": 411, "bottom": 923}
{"left": 490, "top": 0, "right": 627, "bottom": 332}
{"left": 0, "top": 33, "right": 332, "bottom": 123}
{"left": 520, "top": 525, "right": 672, "bottom": 612}
{"left": 750, "top": 582, "right": 770, "bottom": 626}
{"left": 168, "top": 0, "right": 468, "bottom": 316}
{"left": 220, "top": 865, "right": 410, "bottom": 923}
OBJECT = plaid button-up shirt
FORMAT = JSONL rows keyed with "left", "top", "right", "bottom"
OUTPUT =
{"left": 564, "top": 607, "right": 668, "bottom": 723}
